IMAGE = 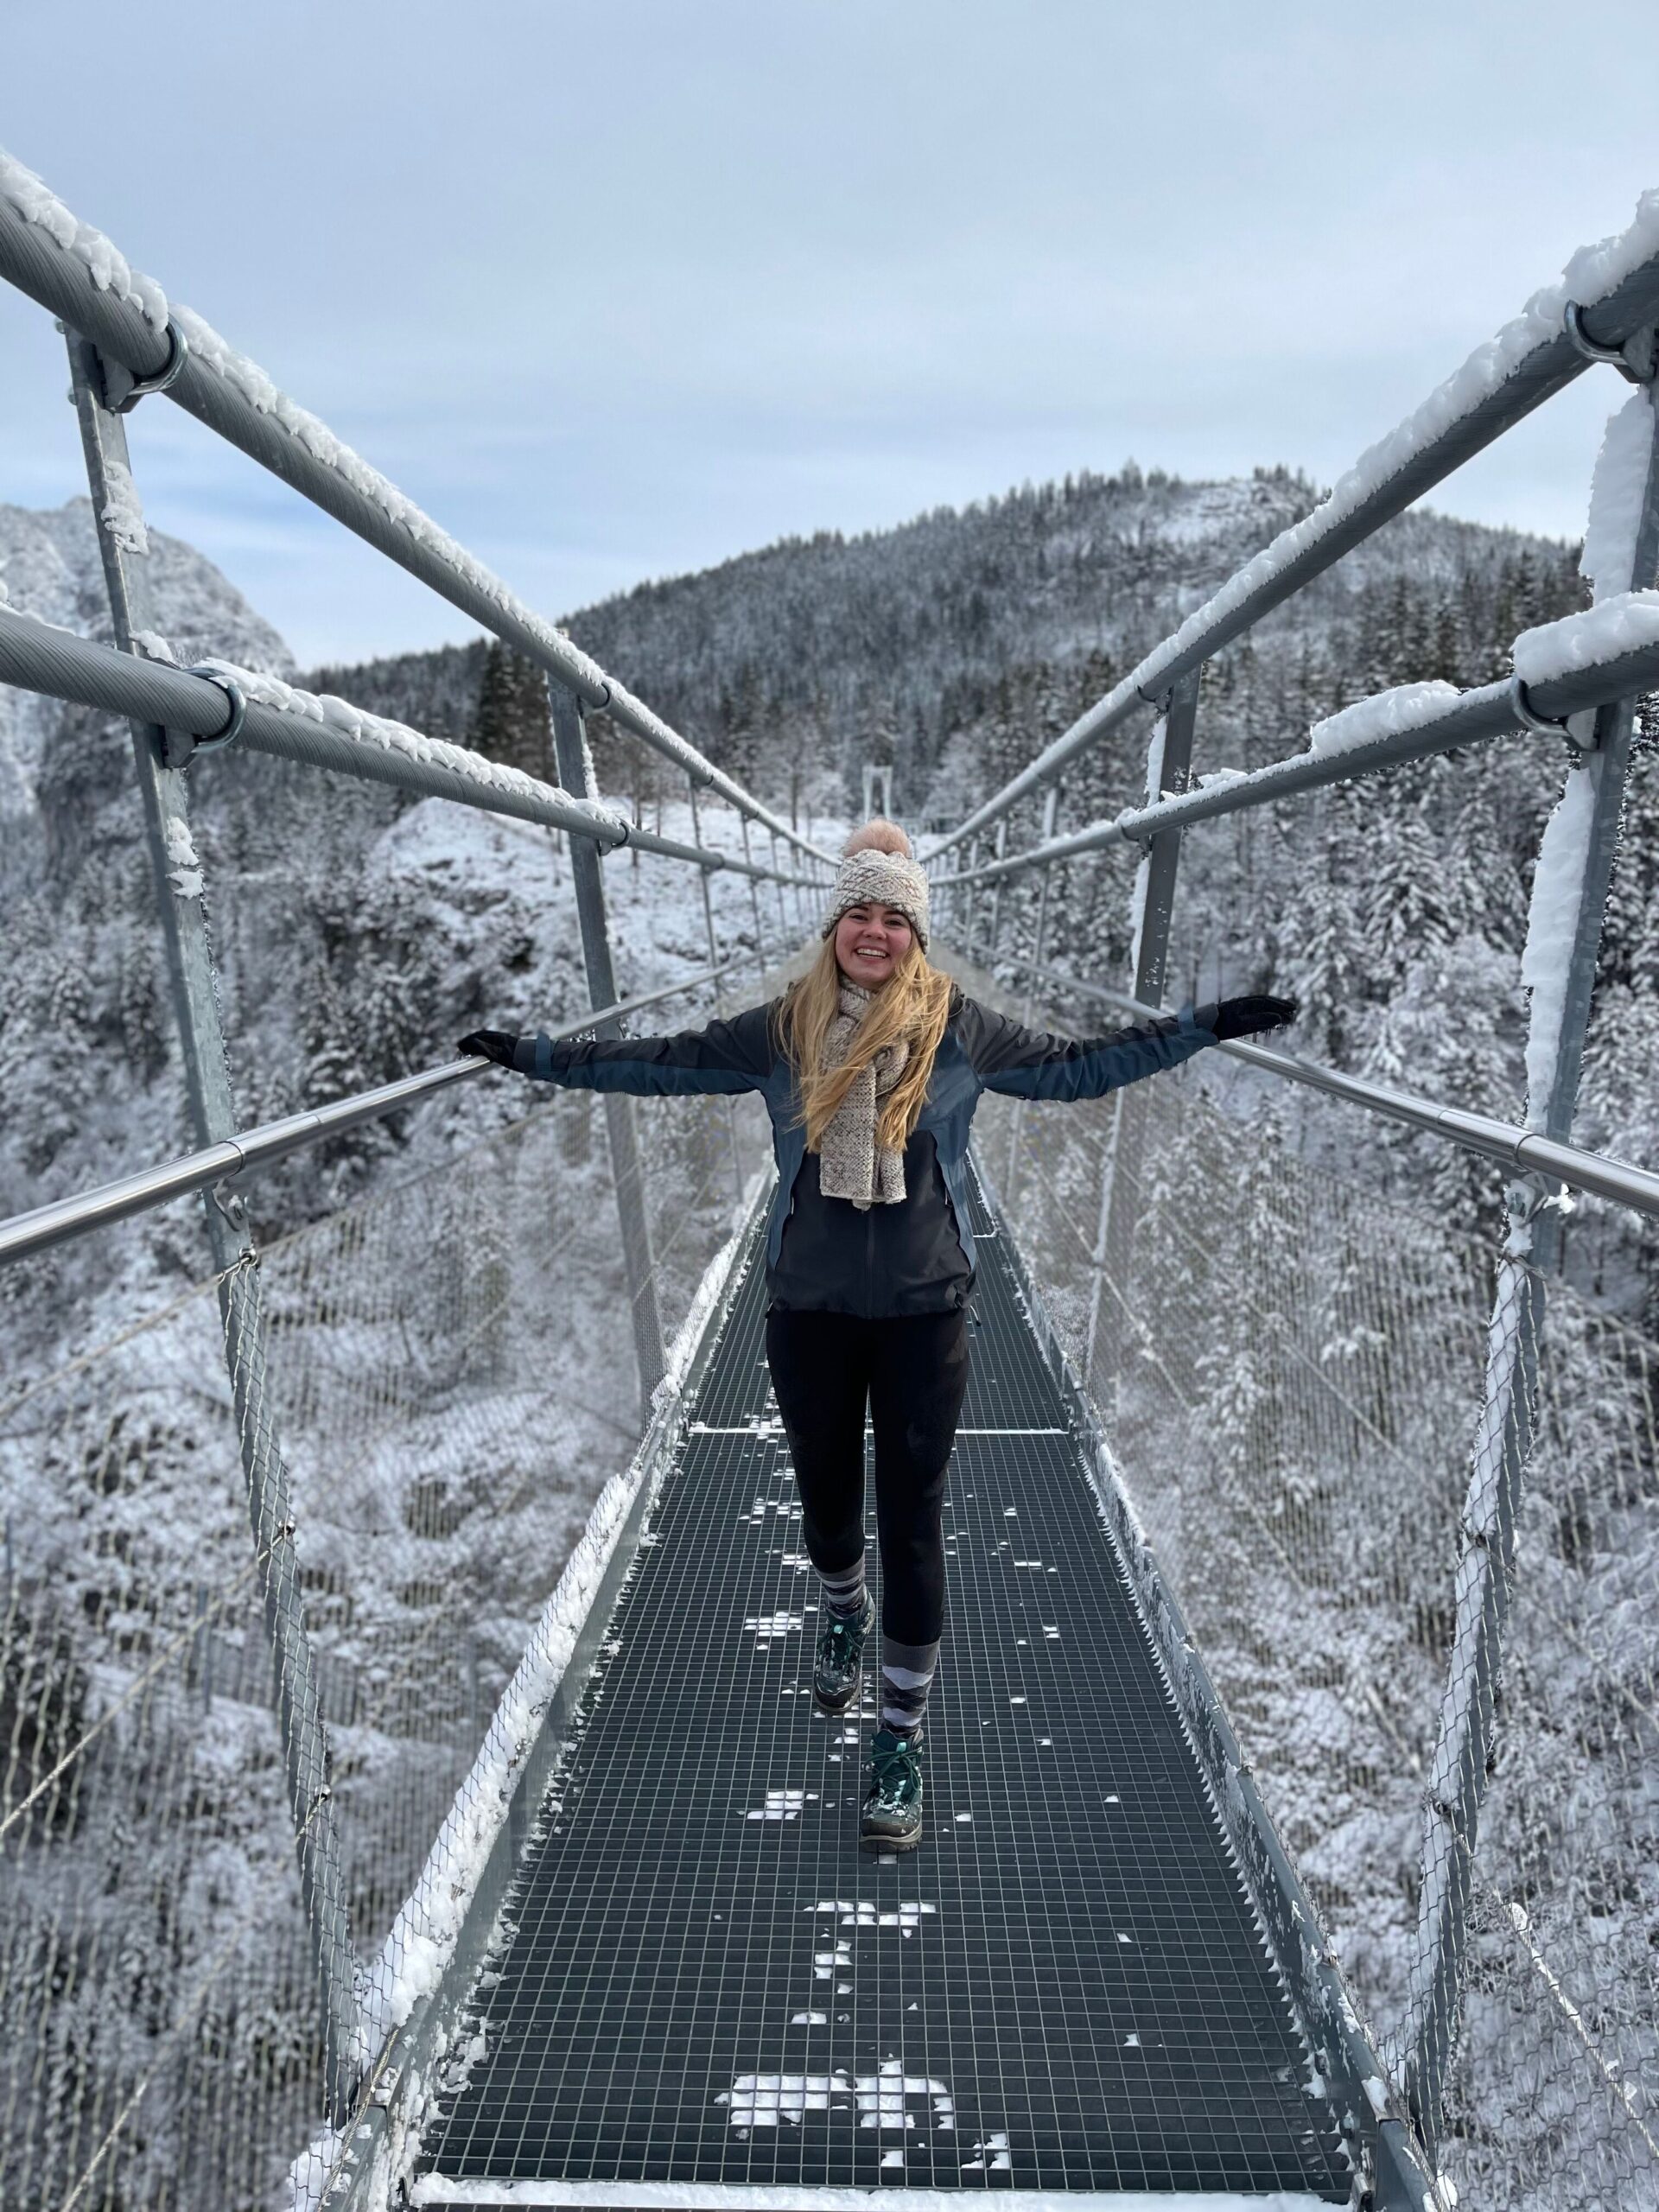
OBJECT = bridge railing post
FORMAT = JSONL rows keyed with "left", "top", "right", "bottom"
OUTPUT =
{"left": 987, "top": 818, "right": 1009, "bottom": 960}
{"left": 1402, "top": 339, "right": 1659, "bottom": 2164}
{"left": 1081, "top": 665, "right": 1203, "bottom": 1412}
{"left": 63, "top": 330, "right": 366, "bottom": 2115}
{"left": 961, "top": 832, "right": 987, "bottom": 951}
{"left": 979, "top": 850, "right": 997, "bottom": 969}
{"left": 738, "top": 812, "right": 772, "bottom": 976}
{"left": 548, "top": 683, "right": 667, "bottom": 1408}
{"left": 1003, "top": 783, "right": 1063, "bottom": 1207}
{"left": 766, "top": 828, "right": 793, "bottom": 948}
{"left": 686, "top": 773, "right": 746, "bottom": 1205}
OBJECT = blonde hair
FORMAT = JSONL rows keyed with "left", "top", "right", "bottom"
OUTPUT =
{"left": 779, "top": 933, "right": 954, "bottom": 1155}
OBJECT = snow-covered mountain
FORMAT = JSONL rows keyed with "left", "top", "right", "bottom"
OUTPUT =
{"left": 0, "top": 497, "right": 294, "bottom": 821}
{"left": 315, "top": 462, "right": 1589, "bottom": 836}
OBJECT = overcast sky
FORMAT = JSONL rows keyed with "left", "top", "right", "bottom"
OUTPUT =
{"left": 3, "top": 1, "right": 1657, "bottom": 668}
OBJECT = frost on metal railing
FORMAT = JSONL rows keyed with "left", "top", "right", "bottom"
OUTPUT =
{"left": 174, "top": 646, "right": 630, "bottom": 839}
{"left": 0, "top": 1076, "right": 772, "bottom": 2212}
{"left": 973, "top": 1006, "right": 1657, "bottom": 2212}
{"left": 0, "top": 143, "right": 828, "bottom": 858}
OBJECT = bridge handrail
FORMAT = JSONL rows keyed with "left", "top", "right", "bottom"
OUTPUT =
{"left": 0, "top": 145, "right": 835, "bottom": 866}
{"left": 931, "top": 616, "right": 1659, "bottom": 882}
{"left": 0, "top": 608, "right": 808, "bottom": 881}
{"left": 925, "top": 190, "right": 1659, "bottom": 857}
{"left": 969, "top": 950, "right": 1659, "bottom": 1224}
{"left": 0, "top": 954, "right": 758, "bottom": 1270}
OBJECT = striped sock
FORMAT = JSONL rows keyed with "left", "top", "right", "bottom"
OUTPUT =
{"left": 818, "top": 1554, "right": 868, "bottom": 1621}
{"left": 880, "top": 1638, "right": 939, "bottom": 1738}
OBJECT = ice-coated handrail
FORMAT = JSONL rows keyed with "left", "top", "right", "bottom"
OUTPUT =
{"left": 960, "top": 948, "right": 1659, "bottom": 1224}
{"left": 0, "top": 954, "right": 760, "bottom": 1269}
{"left": 931, "top": 619, "right": 1659, "bottom": 887}
{"left": 0, "top": 144, "right": 836, "bottom": 867}
{"left": 925, "top": 190, "right": 1659, "bottom": 857}
{"left": 0, "top": 607, "right": 813, "bottom": 883}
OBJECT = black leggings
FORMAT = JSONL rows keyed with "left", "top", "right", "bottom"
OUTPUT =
{"left": 764, "top": 1308, "right": 971, "bottom": 1646}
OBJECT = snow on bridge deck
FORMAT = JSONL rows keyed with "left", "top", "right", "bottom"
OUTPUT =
{"left": 413, "top": 1170, "right": 1348, "bottom": 2204}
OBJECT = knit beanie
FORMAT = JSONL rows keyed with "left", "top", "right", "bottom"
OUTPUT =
{"left": 821, "top": 820, "right": 931, "bottom": 952}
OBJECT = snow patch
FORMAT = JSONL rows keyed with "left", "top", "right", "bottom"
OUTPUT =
{"left": 1580, "top": 392, "right": 1659, "bottom": 596}
{"left": 286, "top": 2125, "right": 347, "bottom": 2212}
{"left": 712, "top": 2062, "right": 963, "bottom": 2136}
{"left": 162, "top": 815, "right": 203, "bottom": 900}
{"left": 809, "top": 1899, "right": 935, "bottom": 1929}
{"left": 97, "top": 461, "right": 149, "bottom": 557}
{"left": 719, "top": 2072, "right": 846, "bottom": 2126}
{"left": 1511, "top": 589, "right": 1659, "bottom": 688}
{"left": 1307, "top": 682, "right": 1460, "bottom": 759}
{"left": 0, "top": 145, "right": 170, "bottom": 328}
{"left": 1518, "top": 766, "right": 1599, "bottom": 1130}
{"left": 747, "top": 1789, "right": 808, "bottom": 1821}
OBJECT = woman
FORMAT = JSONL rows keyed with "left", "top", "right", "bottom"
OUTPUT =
{"left": 459, "top": 820, "right": 1293, "bottom": 1853}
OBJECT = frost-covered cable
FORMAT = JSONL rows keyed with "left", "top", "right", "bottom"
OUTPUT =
{"left": 0, "top": 145, "right": 836, "bottom": 867}
{"left": 926, "top": 190, "right": 1659, "bottom": 857}
{"left": 933, "top": 615, "right": 1659, "bottom": 888}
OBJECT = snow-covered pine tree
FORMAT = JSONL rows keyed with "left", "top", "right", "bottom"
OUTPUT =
{"left": 1361, "top": 788, "right": 1455, "bottom": 988}
{"left": 471, "top": 640, "right": 553, "bottom": 782}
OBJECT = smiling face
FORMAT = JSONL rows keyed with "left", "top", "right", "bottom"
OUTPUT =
{"left": 834, "top": 902, "right": 914, "bottom": 988}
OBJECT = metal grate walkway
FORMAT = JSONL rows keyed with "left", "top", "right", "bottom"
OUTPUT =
{"left": 416, "top": 1166, "right": 1349, "bottom": 2203}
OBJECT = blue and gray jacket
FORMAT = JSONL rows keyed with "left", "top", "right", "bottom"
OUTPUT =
{"left": 513, "top": 992, "right": 1217, "bottom": 1319}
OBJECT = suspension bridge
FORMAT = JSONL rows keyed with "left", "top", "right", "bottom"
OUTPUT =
{"left": 2, "top": 148, "right": 1656, "bottom": 2212}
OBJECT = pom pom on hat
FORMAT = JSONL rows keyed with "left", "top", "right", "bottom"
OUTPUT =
{"left": 842, "top": 818, "right": 912, "bottom": 859}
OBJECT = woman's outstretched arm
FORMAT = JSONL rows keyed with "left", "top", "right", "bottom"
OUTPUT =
{"left": 963, "top": 994, "right": 1294, "bottom": 1103}
{"left": 459, "top": 1003, "right": 775, "bottom": 1096}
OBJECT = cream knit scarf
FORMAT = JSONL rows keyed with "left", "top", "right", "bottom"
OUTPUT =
{"left": 819, "top": 982, "right": 911, "bottom": 1209}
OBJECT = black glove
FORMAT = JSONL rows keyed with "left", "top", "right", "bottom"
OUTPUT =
{"left": 1195, "top": 995, "right": 1298, "bottom": 1042}
{"left": 458, "top": 1029, "right": 519, "bottom": 1068}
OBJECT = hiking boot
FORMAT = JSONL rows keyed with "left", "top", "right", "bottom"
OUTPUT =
{"left": 860, "top": 1727, "right": 924, "bottom": 1852}
{"left": 813, "top": 1590, "right": 876, "bottom": 1713}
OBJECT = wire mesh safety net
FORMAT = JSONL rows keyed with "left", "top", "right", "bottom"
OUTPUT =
{"left": 0, "top": 1058, "right": 773, "bottom": 2212}
{"left": 964, "top": 965, "right": 1658, "bottom": 2212}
